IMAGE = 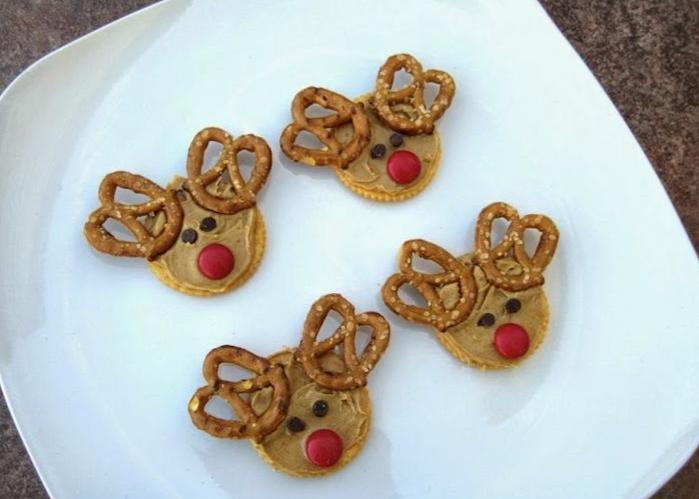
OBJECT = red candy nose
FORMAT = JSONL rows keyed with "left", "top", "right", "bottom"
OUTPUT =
{"left": 387, "top": 150, "right": 421, "bottom": 184}
{"left": 197, "top": 243, "right": 235, "bottom": 280}
{"left": 305, "top": 429, "right": 343, "bottom": 468}
{"left": 493, "top": 323, "right": 530, "bottom": 359}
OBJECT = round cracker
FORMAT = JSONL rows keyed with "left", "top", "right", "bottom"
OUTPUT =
{"left": 148, "top": 208, "right": 266, "bottom": 296}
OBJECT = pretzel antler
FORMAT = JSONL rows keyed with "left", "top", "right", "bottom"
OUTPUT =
{"left": 382, "top": 239, "right": 477, "bottom": 331}
{"left": 84, "top": 171, "right": 183, "bottom": 260}
{"left": 473, "top": 202, "right": 559, "bottom": 291}
{"left": 296, "top": 294, "right": 390, "bottom": 391}
{"left": 184, "top": 127, "right": 272, "bottom": 214}
{"left": 280, "top": 87, "right": 371, "bottom": 169}
{"left": 373, "top": 53, "right": 455, "bottom": 135}
{"left": 188, "top": 345, "right": 290, "bottom": 440}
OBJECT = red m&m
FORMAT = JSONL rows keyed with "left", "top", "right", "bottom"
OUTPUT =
{"left": 493, "top": 323, "right": 530, "bottom": 359}
{"left": 197, "top": 243, "right": 235, "bottom": 280}
{"left": 387, "top": 150, "right": 421, "bottom": 184}
{"left": 305, "top": 429, "right": 343, "bottom": 468}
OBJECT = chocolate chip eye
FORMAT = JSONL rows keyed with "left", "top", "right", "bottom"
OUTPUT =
{"left": 477, "top": 313, "right": 495, "bottom": 327}
{"left": 370, "top": 143, "right": 386, "bottom": 159}
{"left": 180, "top": 228, "right": 198, "bottom": 244}
{"left": 200, "top": 217, "right": 217, "bottom": 232}
{"left": 505, "top": 298, "right": 521, "bottom": 314}
{"left": 312, "top": 400, "right": 329, "bottom": 417}
{"left": 286, "top": 416, "right": 306, "bottom": 433}
{"left": 389, "top": 133, "right": 404, "bottom": 147}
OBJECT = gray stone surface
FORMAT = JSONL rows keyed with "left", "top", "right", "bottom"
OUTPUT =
{"left": 0, "top": 1, "right": 696, "bottom": 497}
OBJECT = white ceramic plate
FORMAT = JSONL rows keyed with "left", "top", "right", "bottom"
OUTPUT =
{"left": 1, "top": 1, "right": 697, "bottom": 497}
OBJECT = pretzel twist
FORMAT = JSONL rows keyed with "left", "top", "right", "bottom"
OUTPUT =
{"left": 382, "top": 239, "right": 477, "bottom": 331}
{"left": 189, "top": 346, "right": 290, "bottom": 439}
{"left": 280, "top": 87, "right": 371, "bottom": 169}
{"left": 297, "top": 294, "right": 390, "bottom": 390}
{"left": 184, "top": 127, "right": 272, "bottom": 214}
{"left": 473, "top": 202, "right": 559, "bottom": 291}
{"left": 373, "top": 53, "right": 455, "bottom": 135}
{"left": 83, "top": 171, "right": 183, "bottom": 260}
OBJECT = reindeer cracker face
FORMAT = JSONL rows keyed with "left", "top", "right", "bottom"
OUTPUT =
{"left": 280, "top": 53, "right": 455, "bottom": 202}
{"left": 382, "top": 202, "right": 559, "bottom": 369}
{"left": 188, "top": 294, "right": 390, "bottom": 477}
{"left": 83, "top": 127, "right": 271, "bottom": 296}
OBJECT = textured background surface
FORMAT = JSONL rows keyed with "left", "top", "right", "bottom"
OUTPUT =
{"left": 0, "top": 1, "right": 697, "bottom": 497}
